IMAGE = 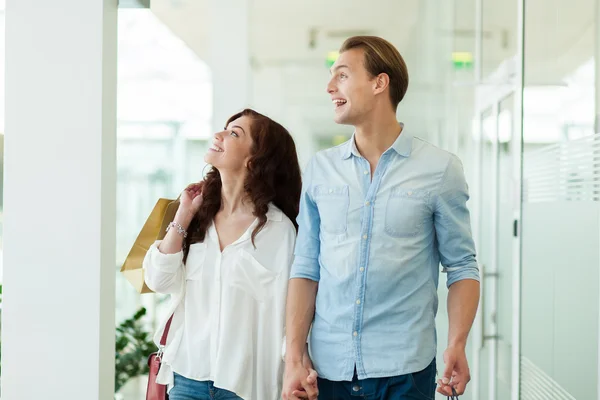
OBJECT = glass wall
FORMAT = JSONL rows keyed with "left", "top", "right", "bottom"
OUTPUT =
{"left": 520, "top": 0, "right": 598, "bottom": 398}
{"left": 448, "top": 0, "right": 599, "bottom": 399}
{"left": 433, "top": 0, "right": 599, "bottom": 399}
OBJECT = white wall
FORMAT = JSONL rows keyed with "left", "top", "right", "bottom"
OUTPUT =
{"left": 2, "top": 0, "right": 118, "bottom": 398}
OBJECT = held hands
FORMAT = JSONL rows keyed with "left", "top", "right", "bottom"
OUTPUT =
{"left": 282, "top": 351, "right": 319, "bottom": 400}
{"left": 437, "top": 345, "right": 471, "bottom": 397}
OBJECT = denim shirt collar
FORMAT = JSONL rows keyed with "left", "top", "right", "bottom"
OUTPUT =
{"left": 340, "top": 123, "right": 412, "bottom": 160}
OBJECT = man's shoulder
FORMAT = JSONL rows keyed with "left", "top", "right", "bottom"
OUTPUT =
{"left": 317, "top": 141, "right": 348, "bottom": 159}
{"left": 307, "top": 141, "right": 349, "bottom": 167}
{"left": 411, "top": 136, "right": 462, "bottom": 169}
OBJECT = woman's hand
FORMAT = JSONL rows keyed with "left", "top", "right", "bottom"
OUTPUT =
{"left": 179, "top": 182, "right": 204, "bottom": 215}
{"left": 158, "top": 181, "right": 205, "bottom": 255}
{"left": 174, "top": 182, "right": 204, "bottom": 228}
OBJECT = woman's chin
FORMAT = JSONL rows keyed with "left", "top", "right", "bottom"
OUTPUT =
{"left": 204, "top": 152, "right": 218, "bottom": 165}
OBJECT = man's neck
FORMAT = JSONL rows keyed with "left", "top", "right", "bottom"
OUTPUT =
{"left": 354, "top": 112, "right": 403, "bottom": 163}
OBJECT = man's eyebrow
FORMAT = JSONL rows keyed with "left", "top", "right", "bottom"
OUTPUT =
{"left": 330, "top": 64, "right": 349, "bottom": 74}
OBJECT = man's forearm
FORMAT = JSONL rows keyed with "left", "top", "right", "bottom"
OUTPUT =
{"left": 285, "top": 278, "right": 318, "bottom": 362}
{"left": 447, "top": 279, "right": 480, "bottom": 348}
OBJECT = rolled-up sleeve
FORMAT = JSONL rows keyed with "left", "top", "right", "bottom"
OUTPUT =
{"left": 143, "top": 241, "right": 185, "bottom": 294}
{"left": 290, "top": 158, "right": 321, "bottom": 282}
{"left": 434, "top": 155, "right": 480, "bottom": 288}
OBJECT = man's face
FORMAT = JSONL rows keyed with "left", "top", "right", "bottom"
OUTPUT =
{"left": 326, "top": 48, "right": 377, "bottom": 125}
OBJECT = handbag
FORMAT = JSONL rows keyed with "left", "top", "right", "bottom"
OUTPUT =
{"left": 146, "top": 315, "right": 174, "bottom": 400}
{"left": 121, "top": 198, "right": 179, "bottom": 293}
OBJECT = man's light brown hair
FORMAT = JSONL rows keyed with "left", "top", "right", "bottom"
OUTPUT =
{"left": 340, "top": 36, "right": 409, "bottom": 110}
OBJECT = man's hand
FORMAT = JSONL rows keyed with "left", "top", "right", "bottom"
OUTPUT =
{"left": 282, "top": 353, "right": 318, "bottom": 400}
{"left": 436, "top": 345, "right": 471, "bottom": 396}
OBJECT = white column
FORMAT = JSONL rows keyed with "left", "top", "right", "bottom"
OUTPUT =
{"left": 596, "top": 0, "right": 600, "bottom": 135}
{"left": 207, "top": 0, "right": 251, "bottom": 133}
{"left": 3, "top": 0, "right": 118, "bottom": 399}
{"left": 596, "top": 3, "right": 600, "bottom": 400}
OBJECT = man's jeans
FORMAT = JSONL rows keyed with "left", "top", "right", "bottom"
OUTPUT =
{"left": 317, "top": 358, "right": 437, "bottom": 400}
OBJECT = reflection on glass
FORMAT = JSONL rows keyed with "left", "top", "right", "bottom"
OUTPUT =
{"left": 481, "top": 0, "right": 518, "bottom": 81}
{"left": 496, "top": 94, "right": 514, "bottom": 400}
{"left": 115, "top": 9, "right": 212, "bottom": 398}
{"left": 478, "top": 106, "right": 496, "bottom": 400}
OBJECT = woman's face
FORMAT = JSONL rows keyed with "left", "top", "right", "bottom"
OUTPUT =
{"left": 204, "top": 115, "right": 254, "bottom": 172}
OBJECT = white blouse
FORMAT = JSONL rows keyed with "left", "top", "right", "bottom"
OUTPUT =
{"left": 143, "top": 204, "right": 296, "bottom": 400}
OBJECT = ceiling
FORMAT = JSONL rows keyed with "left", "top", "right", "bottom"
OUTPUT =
{"left": 143, "top": 0, "right": 597, "bottom": 143}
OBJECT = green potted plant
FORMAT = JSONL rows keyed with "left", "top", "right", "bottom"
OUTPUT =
{"left": 115, "top": 307, "right": 155, "bottom": 394}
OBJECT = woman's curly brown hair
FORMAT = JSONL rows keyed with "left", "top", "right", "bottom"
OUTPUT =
{"left": 184, "top": 109, "right": 302, "bottom": 258}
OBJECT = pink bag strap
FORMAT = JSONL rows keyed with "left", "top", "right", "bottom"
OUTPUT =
{"left": 160, "top": 315, "right": 174, "bottom": 347}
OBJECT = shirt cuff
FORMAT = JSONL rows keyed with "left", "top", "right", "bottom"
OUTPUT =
{"left": 146, "top": 241, "right": 184, "bottom": 274}
{"left": 446, "top": 262, "right": 480, "bottom": 288}
{"left": 290, "top": 255, "right": 320, "bottom": 281}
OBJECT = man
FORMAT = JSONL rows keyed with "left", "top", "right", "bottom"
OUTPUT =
{"left": 282, "top": 36, "right": 480, "bottom": 400}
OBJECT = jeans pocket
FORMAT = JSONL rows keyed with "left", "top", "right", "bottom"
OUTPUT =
{"left": 170, "top": 374, "right": 212, "bottom": 400}
{"left": 408, "top": 359, "right": 437, "bottom": 400}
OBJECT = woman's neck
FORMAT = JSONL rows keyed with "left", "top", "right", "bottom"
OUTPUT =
{"left": 219, "top": 171, "right": 254, "bottom": 217}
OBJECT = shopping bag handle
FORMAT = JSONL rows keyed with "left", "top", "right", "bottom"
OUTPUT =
{"left": 447, "top": 387, "right": 459, "bottom": 399}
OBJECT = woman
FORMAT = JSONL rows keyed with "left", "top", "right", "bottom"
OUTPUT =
{"left": 143, "top": 109, "right": 305, "bottom": 400}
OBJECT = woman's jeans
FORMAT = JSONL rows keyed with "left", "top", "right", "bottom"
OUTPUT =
{"left": 168, "top": 372, "right": 243, "bottom": 400}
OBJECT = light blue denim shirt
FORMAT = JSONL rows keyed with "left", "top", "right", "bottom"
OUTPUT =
{"left": 290, "top": 126, "right": 480, "bottom": 381}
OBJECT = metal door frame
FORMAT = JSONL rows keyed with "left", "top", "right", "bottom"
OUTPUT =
{"left": 471, "top": 54, "right": 524, "bottom": 400}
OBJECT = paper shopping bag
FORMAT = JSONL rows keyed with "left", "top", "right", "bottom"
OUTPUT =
{"left": 120, "top": 198, "right": 179, "bottom": 294}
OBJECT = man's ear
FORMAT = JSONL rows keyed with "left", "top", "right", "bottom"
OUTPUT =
{"left": 373, "top": 73, "right": 390, "bottom": 95}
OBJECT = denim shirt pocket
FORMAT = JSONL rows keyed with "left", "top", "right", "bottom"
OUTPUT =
{"left": 314, "top": 184, "right": 350, "bottom": 235}
{"left": 384, "top": 187, "right": 431, "bottom": 238}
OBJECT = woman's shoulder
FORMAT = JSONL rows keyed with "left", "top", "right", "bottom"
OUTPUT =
{"left": 266, "top": 203, "right": 296, "bottom": 236}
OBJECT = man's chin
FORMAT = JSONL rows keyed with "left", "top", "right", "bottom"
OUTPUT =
{"left": 333, "top": 113, "right": 352, "bottom": 125}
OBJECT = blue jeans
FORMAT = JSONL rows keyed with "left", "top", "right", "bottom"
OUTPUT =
{"left": 317, "top": 358, "right": 437, "bottom": 400}
{"left": 168, "top": 373, "right": 243, "bottom": 400}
